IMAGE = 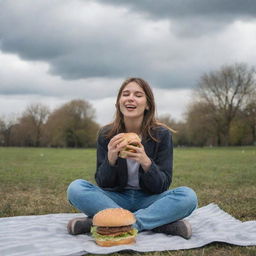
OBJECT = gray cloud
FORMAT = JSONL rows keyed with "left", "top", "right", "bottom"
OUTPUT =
{"left": 95, "top": 0, "right": 256, "bottom": 37}
{"left": 95, "top": 0, "right": 256, "bottom": 20}
{"left": 0, "top": 1, "right": 156, "bottom": 82}
{"left": 0, "top": 0, "right": 256, "bottom": 94}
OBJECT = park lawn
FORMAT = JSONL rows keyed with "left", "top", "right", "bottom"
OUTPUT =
{"left": 0, "top": 146, "right": 255, "bottom": 256}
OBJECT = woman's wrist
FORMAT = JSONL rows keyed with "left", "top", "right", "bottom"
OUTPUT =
{"left": 141, "top": 158, "right": 152, "bottom": 172}
{"left": 108, "top": 153, "right": 118, "bottom": 166}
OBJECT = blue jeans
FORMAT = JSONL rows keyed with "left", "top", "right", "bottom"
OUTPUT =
{"left": 67, "top": 179, "right": 198, "bottom": 232}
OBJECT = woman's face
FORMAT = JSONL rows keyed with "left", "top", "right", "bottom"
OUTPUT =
{"left": 118, "top": 81, "right": 148, "bottom": 119}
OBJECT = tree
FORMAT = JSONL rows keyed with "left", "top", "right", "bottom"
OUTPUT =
{"left": 228, "top": 112, "right": 252, "bottom": 145}
{"left": 0, "top": 115, "right": 17, "bottom": 146}
{"left": 196, "top": 63, "right": 256, "bottom": 145}
{"left": 45, "top": 99, "right": 99, "bottom": 148}
{"left": 185, "top": 102, "right": 221, "bottom": 146}
{"left": 16, "top": 103, "right": 50, "bottom": 146}
{"left": 243, "top": 99, "right": 256, "bottom": 145}
{"left": 158, "top": 114, "right": 188, "bottom": 146}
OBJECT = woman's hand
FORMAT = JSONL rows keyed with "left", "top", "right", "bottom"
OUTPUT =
{"left": 107, "top": 133, "right": 127, "bottom": 166}
{"left": 123, "top": 142, "right": 152, "bottom": 172}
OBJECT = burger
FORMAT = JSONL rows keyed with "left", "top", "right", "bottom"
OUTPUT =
{"left": 119, "top": 133, "right": 141, "bottom": 158}
{"left": 91, "top": 208, "right": 138, "bottom": 247}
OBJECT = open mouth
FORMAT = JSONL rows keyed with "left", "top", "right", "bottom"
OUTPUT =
{"left": 125, "top": 104, "right": 137, "bottom": 110}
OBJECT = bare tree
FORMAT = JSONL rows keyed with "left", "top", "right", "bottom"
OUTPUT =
{"left": 0, "top": 115, "right": 17, "bottom": 146}
{"left": 196, "top": 63, "right": 256, "bottom": 145}
{"left": 20, "top": 103, "right": 50, "bottom": 146}
{"left": 243, "top": 99, "right": 256, "bottom": 145}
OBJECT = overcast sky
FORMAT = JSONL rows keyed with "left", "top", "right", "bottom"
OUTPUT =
{"left": 0, "top": 0, "right": 256, "bottom": 125}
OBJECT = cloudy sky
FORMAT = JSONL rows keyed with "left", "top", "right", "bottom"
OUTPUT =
{"left": 0, "top": 0, "right": 256, "bottom": 125}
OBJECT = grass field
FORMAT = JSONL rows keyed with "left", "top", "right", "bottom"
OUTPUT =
{"left": 0, "top": 146, "right": 255, "bottom": 256}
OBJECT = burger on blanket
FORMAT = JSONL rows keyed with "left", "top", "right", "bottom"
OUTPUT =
{"left": 91, "top": 208, "right": 138, "bottom": 247}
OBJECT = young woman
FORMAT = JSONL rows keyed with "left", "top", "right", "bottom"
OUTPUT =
{"left": 67, "top": 78, "right": 198, "bottom": 239}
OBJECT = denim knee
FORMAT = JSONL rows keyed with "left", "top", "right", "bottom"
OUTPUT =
{"left": 177, "top": 186, "right": 198, "bottom": 210}
{"left": 67, "top": 179, "right": 89, "bottom": 203}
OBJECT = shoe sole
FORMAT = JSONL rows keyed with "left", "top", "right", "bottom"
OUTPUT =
{"left": 179, "top": 220, "right": 192, "bottom": 239}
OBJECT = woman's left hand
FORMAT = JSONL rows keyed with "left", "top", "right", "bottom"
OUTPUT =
{"left": 124, "top": 142, "right": 152, "bottom": 172}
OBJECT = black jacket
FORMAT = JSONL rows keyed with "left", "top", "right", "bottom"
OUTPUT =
{"left": 95, "top": 126, "right": 173, "bottom": 194}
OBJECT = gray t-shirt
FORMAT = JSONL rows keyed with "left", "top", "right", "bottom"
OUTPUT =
{"left": 125, "top": 159, "right": 141, "bottom": 190}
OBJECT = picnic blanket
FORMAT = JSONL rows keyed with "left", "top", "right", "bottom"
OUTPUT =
{"left": 0, "top": 203, "right": 255, "bottom": 256}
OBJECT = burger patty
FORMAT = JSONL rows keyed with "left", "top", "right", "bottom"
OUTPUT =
{"left": 125, "top": 142, "right": 140, "bottom": 153}
{"left": 129, "top": 142, "right": 139, "bottom": 147}
{"left": 96, "top": 225, "right": 132, "bottom": 235}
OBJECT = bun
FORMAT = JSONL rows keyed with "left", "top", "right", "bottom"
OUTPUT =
{"left": 122, "top": 133, "right": 141, "bottom": 144}
{"left": 119, "top": 133, "right": 141, "bottom": 159}
{"left": 93, "top": 208, "right": 136, "bottom": 227}
{"left": 95, "top": 237, "right": 135, "bottom": 247}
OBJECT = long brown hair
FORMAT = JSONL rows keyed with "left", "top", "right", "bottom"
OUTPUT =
{"left": 103, "top": 77, "right": 175, "bottom": 141}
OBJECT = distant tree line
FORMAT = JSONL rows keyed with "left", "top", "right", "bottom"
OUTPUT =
{"left": 0, "top": 100, "right": 100, "bottom": 148}
{"left": 0, "top": 63, "right": 255, "bottom": 147}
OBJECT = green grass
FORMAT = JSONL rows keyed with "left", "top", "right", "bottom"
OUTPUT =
{"left": 0, "top": 146, "right": 255, "bottom": 256}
